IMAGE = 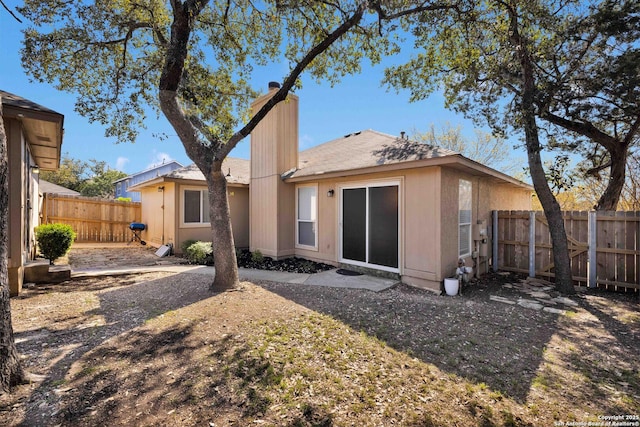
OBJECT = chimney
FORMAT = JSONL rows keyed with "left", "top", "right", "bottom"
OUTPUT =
{"left": 249, "top": 82, "right": 299, "bottom": 258}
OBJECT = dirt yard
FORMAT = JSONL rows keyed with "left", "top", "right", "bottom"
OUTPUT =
{"left": 1, "top": 246, "right": 639, "bottom": 426}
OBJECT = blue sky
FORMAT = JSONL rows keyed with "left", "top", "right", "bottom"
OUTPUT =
{"left": 1, "top": 2, "right": 508, "bottom": 175}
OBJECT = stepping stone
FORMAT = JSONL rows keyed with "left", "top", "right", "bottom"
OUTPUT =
{"left": 530, "top": 291, "right": 551, "bottom": 299}
{"left": 490, "top": 295, "right": 515, "bottom": 305}
{"left": 543, "top": 307, "right": 567, "bottom": 315}
{"left": 552, "top": 296, "right": 579, "bottom": 307}
{"left": 502, "top": 284, "right": 513, "bottom": 289}
{"left": 517, "top": 299, "right": 544, "bottom": 310}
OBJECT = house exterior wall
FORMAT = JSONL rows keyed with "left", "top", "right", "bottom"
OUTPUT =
{"left": 249, "top": 87, "right": 298, "bottom": 258}
{"left": 293, "top": 167, "right": 443, "bottom": 285}
{"left": 139, "top": 182, "right": 176, "bottom": 247}
{"left": 229, "top": 186, "right": 250, "bottom": 249}
{"left": 139, "top": 182, "right": 249, "bottom": 253}
{"left": 6, "top": 117, "right": 41, "bottom": 295}
{"left": 293, "top": 165, "right": 531, "bottom": 293}
{"left": 439, "top": 168, "right": 532, "bottom": 291}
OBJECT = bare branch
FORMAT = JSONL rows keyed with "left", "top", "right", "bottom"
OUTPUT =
{"left": 218, "top": 1, "right": 369, "bottom": 159}
{"left": 1, "top": 0, "right": 22, "bottom": 23}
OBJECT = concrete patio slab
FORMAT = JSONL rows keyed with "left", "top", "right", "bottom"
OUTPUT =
{"left": 71, "top": 265, "right": 394, "bottom": 292}
{"left": 303, "top": 269, "right": 398, "bottom": 292}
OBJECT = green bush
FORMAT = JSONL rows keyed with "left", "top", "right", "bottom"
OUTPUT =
{"left": 35, "top": 223, "right": 76, "bottom": 265}
{"left": 251, "top": 250, "right": 264, "bottom": 263}
{"left": 185, "top": 241, "right": 214, "bottom": 265}
{"left": 180, "top": 239, "right": 198, "bottom": 254}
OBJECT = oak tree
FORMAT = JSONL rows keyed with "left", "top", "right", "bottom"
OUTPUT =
{"left": 385, "top": 0, "right": 583, "bottom": 293}
{"left": 535, "top": 0, "right": 640, "bottom": 210}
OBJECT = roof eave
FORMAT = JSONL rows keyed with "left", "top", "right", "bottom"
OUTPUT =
{"left": 3, "top": 104, "right": 65, "bottom": 171}
{"left": 128, "top": 176, "right": 249, "bottom": 191}
{"left": 285, "top": 155, "right": 532, "bottom": 190}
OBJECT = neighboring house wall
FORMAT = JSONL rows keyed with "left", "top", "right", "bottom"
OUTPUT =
{"left": 115, "top": 161, "right": 183, "bottom": 202}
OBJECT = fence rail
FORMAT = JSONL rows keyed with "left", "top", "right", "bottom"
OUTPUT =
{"left": 42, "top": 194, "right": 141, "bottom": 243}
{"left": 494, "top": 210, "right": 640, "bottom": 292}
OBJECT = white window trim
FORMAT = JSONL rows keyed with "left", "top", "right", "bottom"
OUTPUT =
{"left": 459, "top": 179, "right": 472, "bottom": 258}
{"left": 295, "top": 184, "right": 319, "bottom": 251}
{"left": 338, "top": 179, "right": 402, "bottom": 274}
{"left": 180, "top": 186, "right": 210, "bottom": 228}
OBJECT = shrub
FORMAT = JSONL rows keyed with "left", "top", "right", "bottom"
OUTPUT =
{"left": 251, "top": 250, "right": 264, "bottom": 263}
{"left": 185, "top": 241, "right": 214, "bottom": 265}
{"left": 35, "top": 223, "right": 76, "bottom": 265}
{"left": 180, "top": 239, "right": 198, "bottom": 255}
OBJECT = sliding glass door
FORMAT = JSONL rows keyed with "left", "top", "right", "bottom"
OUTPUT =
{"left": 340, "top": 183, "right": 399, "bottom": 272}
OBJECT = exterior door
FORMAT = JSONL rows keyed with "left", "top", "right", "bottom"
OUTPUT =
{"left": 340, "top": 183, "right": 399, "bottom": 272}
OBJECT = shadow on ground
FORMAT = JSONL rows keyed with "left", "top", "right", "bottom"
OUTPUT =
{"left": 259, "top": 278, "right": 559, "bottom": 403}
{"left": 13, "top": 272, "right": 216, "bottom": 426}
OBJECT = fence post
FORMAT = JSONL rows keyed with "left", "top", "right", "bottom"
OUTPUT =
{"left": 588, "top": 211, "right": 597, "bottom": 288}
{"left": 529, "top": 211, "right": 536, "bottom": 278}
{"left": 492, "top": 210, "right": 499, "bottom": 272}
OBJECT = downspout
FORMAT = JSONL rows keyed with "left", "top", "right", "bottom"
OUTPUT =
{"left": 161, "top": 187, "right": 165, "bottom": 245}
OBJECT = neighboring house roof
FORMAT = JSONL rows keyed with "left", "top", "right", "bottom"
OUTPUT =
{"left": 39, "top": 179, "right": 81, "bottom": 196}
{"left": 1, "top": 89, "right": 64, "bottom": 171}
{"left": 286, "top": 129, "right": 531, "bottom": 189}
{"left": 128, "top": 157, "right": 250, "bottom": 190}
{"left": 113, "top": 160, "right": 184, "bottom": 184}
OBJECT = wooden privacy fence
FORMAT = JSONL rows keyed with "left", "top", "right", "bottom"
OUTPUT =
{"left": 493, "top": 210, "right": 640, "bottom": 291}
{"left": 42, "top": 194, "right": 141, "bottom": 243}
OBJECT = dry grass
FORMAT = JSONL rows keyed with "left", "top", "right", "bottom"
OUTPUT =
{"left": 1, "top": 270, "right": 638, "bottom": 426}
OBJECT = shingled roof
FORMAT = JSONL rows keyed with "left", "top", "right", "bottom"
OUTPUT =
{"left": 287, "top": 129, "right": 458, "bottom": 179}
{"left": 164, "top": 157, "right": 249, "bottom": 185}
{"left": 128, "top": 157, "right": 250, "bottom": 190}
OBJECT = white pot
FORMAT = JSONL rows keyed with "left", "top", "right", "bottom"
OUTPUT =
{"left": 444, "top": 278, "right": 459, "bottom": 296}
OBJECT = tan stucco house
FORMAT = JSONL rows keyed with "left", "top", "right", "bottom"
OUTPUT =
{"left": 133, "top": 85, "right": 532, "bottom": 292}
{"left": 1, "top": 90, "right": 64, "bottom": 295}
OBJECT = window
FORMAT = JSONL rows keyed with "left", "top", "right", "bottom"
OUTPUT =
{"left": 183, "top": 188, "right": 210, "bottom": 225}
{"left": 459, "top": 179, "right": 472, "bottom": 258}
{"left": 296, "top": 186, "right": 317, "bottom": 249}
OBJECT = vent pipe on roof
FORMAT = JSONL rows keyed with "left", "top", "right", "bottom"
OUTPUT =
{"left": 268, "top": 81, "right": 281, "bottom": 90}
{"left": 400, "top": 131, "right": 406, "bottom": 140}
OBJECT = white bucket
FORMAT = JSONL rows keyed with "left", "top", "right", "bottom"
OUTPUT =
{"left": 444, "top": 278, "right": 459, "bottom": 296}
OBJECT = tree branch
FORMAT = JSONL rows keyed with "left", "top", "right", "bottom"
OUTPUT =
{"left": 540, "top": 110, "right": 620, "bottom": 151}
{"left": 218, "top": 1, "right": 368, "bottom": 160}
{"left": 1, "top": 0, "right": 22, "bottom": 23}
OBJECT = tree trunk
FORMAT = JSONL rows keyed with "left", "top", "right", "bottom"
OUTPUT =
{"left": 0, "top": 98, "right": 26, "bottom": 393}
{"left": 508, "top": 5, "right": 575, "bottom": 294}
{"left": 207, "top": 164, "right": 239, "bottom": 291}
{"left": 595, "top": 146, "right": 628, "bottom": 211}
